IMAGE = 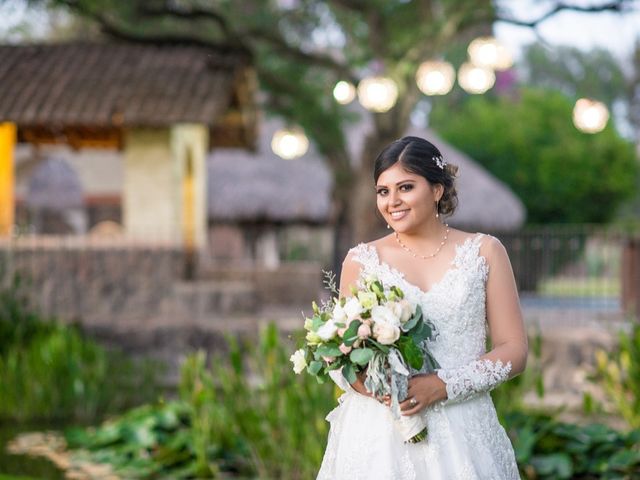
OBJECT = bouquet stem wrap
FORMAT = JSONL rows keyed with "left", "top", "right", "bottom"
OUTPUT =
{"left": 366, "top": 349, "right": 429, "bottom": 443}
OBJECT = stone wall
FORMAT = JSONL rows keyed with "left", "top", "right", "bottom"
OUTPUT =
{"left": 0, "top": 238, "right": 324, "bottom": 330}
{"left": 0, "top": 239, "right": 184, "bottom": 327}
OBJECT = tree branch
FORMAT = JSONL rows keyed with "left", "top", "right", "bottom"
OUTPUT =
{"left": 136, "top": 5, "right": 233, "bottom": 37}
{"left": 496, "top": 0, "right": 634, "bottom": 28}
{"left": 132, "top": 3, "right": 356, "bottom": 82}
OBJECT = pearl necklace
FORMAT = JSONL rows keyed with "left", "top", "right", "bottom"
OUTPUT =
{"left": 394, "top": 223, "right": 450, "bottom": 260}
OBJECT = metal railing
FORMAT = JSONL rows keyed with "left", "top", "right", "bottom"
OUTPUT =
{"left": 491, "top": 224, "right": 640, "bottom": 326}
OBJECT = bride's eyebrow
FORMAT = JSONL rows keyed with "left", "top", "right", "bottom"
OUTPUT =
{"left": 375, "top": 179, "right": 416, "bottom": 188}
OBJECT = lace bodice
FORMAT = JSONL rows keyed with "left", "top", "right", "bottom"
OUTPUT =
{"left": 350, "top": 233, "right": 490, "bottom": 370}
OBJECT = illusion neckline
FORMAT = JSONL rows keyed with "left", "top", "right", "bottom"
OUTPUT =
{"left": 361, "top": 233, "right": 484, "bottom": 298}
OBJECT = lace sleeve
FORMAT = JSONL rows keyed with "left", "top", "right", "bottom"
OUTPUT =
{"left": 436, "top": 358, "right": 512, "bottom": 404}
{"left": 328, "top": 368, "right": 355, "bottom": 393}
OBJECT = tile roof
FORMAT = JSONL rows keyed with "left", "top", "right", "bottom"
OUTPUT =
{"left": 0, "top": 42, "right": 249, "bottom": 128}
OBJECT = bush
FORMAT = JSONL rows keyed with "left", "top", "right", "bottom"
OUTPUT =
{"left": 586, "top": 323, "right": 640, "bottom": 429}
{"left": 507, "top": 411, "right": 640, "bottom": 479}
{"left": 58, "top": 324, "right": 640, "bottom": 479}
{"left": 0, "top": 272, "right": 162, "bottom": 423}
{"left": 431, "top": 87, "right": 639, "bottom": 224}
{"left": 61, "top": 324, "right": 336, "bottom": 479}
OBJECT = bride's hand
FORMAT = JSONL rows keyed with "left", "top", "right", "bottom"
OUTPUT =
{"left": 351, "top": 370, "right": 391, "bottom": 405}
{"left": 399, "top": 373, "right": 448, "bottom": 415}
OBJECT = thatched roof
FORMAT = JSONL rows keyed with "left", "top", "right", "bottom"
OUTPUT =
{"left": 26, "top": 157, "right": 84, "bottom": 210}
{"left": 0, "top": 42, "right": 249, "bottom": 128}
{"left": 406, "top": 127, "right": 526, "bottom": 231}
{"left": 208, "top": 120, "right": 332, "bottom": 223}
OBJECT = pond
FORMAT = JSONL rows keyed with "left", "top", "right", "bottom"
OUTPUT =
{"left": 0, "top": 420, "right": 68, "bottom": 479}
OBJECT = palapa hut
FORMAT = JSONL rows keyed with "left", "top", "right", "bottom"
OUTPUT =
{"left": 205, "top": 118, "right": 524, "bottom": 268}
{"left": 0, "top": 41, "right": 256, "bottom": 247}
{"left": 207, "top": 119, "right": 333, "bottom": 267}
{"left": 407, "top": 127, "right": 526, "bottom": 231}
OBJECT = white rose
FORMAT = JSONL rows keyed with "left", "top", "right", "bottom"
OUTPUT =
{"left": 290, "top": 349, "right": 307, "bottom": 374}
{"left": 317, "top": 320, "right": 339, "bottom": 341}
{"left": 343, "top": 297, "right": 364, "bottom": 321}
{"left": 332, "top": 303, "right": 347, "bottom": 323}
{"left": 398, "top": 299, "right": 416, "bottom": 323}
{"left": 387, "top": 301, "right": 403, "bottom": 321}
{"left": 357, "top": 291, "right": 378, "bottom": 310}
{"left": 370, "top": 305, "right": 400, "bottom": 327}
{"left": 373, "top": 322, "right": 401, "bottom": 345}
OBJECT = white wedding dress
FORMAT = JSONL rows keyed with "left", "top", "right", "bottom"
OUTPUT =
{"left": 317, "top": 233, "right": 521, "bottom": 480}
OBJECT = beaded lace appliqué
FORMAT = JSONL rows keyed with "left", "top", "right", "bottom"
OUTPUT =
{"left": 436, "top": 358, "right": 512, "bottom": 404}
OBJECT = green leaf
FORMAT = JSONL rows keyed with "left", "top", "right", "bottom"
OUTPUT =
{"left": 307, "top": 360, "right": 322, "bottom": 376}
{"left": 398, "top": 337, "right": 423, "bottom": 370}
{"left": 367, "top": 338, "right": 390, "bottom": 354}
{"left": 608, "top": 449, "right": 640, "bottom": 469}
{"left": 349, "top": 348, "right": 374, "bottom": 366}
{"left": 311, "top": 315, "right": 324, "bottom": 330}
{"left": 409, "top": 319, "right": 433, "bottom": 343}
{"left": 530, "top": 453, "right": 573, "bottom": 479}
{"left": 317, "top": 344, "right": 342, "bottom": 358}
{"left": 402, "top": 306, "right": 422, "bottom": 331}
{"left": 342, "top": 320, "right": 362, "bottom": 347}
{"left": 342, "top": 363, "right": 356, "bottom": 384}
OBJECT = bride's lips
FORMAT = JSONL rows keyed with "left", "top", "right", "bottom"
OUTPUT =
{"left": 389, "top": 209, "right": 410, "bottom": 220}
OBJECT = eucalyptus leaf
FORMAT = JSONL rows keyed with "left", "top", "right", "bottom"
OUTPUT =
{"left": 350, "top": 347, "right": 374, "bottom": 365}
{"left": 367, "top": 338, "right": 390, "bottom": 354}
{"left": 307, "top": 360, "right": 322, "bottom": 376}
{"left": 342, "top": 363, "right": 356, "bottom": 384}
{"left": 317, "top": 344, "right": 342, "bottom": 358}
{"left": 342, "top": 320, "right": 362, "bottom": 346}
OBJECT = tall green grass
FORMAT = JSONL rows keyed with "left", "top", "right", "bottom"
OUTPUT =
{"left": 62, "top": 324, "right": 336, "bottom": 479}
{"left": 0, "top": 272, "right": 162, "bottom": 423}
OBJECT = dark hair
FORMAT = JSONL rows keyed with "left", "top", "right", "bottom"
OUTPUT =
{"left": 373, "top": 136, "right": 458, "bottom": 217}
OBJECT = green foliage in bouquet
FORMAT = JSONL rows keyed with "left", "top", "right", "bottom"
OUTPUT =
{"left": 293, "top": 273, "right": 437, "bottom": 387}
{"left": 0, "top": 272, "right": 161, "bottom": 422}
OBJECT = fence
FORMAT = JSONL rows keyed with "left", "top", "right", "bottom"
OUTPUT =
{"left": 492, "top": 224, "right": 640, "bottom": 326}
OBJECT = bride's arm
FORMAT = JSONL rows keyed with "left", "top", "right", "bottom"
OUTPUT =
{"left": 435, "top": 235, "right": 529, "bottom": 404}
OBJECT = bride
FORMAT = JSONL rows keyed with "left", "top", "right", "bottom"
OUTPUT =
{"left": 317, "top": 136, "right": 527, "bottom": 479}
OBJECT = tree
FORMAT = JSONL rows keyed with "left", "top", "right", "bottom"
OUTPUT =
{"left": 521, "top": 43, "right": 627, "bottom": 111}
{"left": 431, "top": 87, "right": 639, "bottom": 223}
{"left": 25, "top": 0, "right": 638, "bottom": 268}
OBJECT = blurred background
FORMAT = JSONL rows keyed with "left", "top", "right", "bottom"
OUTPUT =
{"left": 0, "top": 0, "right": 640, "bottom": 478}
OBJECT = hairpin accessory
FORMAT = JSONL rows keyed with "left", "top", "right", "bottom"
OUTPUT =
{"left": 432, "top": 155, "right": 446, "bottom": 170}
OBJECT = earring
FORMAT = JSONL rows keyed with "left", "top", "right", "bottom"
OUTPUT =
{"left": 436, "top": 200, "right": 439, "bottom": 218}
{"left": 387, "top": 224, "right": 391, "bottom": 229}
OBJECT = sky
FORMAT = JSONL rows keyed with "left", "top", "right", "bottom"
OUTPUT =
{"left": 494, "top": 0, "right": 640, "bottom": 63}
{"left": 1, "top": 0, "right": 639, "bottom": 60}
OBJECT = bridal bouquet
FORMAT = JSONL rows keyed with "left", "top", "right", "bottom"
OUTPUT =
{"left": 290, "top": 271, "right": 440, "bottom": 443}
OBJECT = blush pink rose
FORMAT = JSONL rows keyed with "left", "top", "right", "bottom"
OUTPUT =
{"left": 357, "top": 323, "right": 372, "bottom": 339}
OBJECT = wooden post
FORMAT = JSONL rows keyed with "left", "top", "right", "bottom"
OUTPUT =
{"left": 0, "top": 122, "right": 16, "bottom": 236}
{"left": 622, "top": 237, "right": 640, "bottom": 322}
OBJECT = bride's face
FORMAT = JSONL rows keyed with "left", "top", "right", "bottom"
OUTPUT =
{"left": 375, "top": 162, "right": 442, "bottom": 233}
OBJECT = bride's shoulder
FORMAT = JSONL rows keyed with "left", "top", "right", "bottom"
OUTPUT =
{"left": 344, "top": 235, "right": 394, "bottom": 264}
